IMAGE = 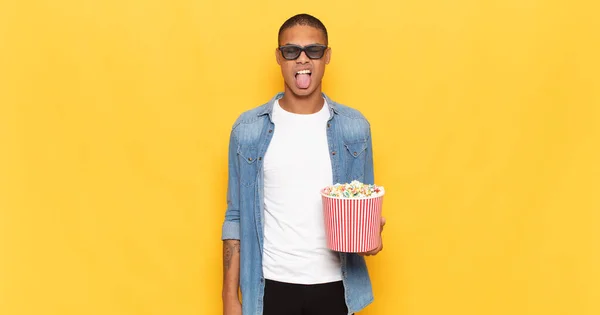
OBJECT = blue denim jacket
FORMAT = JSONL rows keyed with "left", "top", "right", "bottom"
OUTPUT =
{"left": 221, "top": 93, "right": 375, "bottom": 315}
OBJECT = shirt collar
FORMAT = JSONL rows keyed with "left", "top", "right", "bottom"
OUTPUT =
{"left": 257, "top": 92, "right": 339, "bottom": 120}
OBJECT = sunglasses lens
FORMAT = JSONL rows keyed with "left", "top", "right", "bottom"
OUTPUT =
{"left": 305, "top": 45, "right": 326, "bottom": 59}
{"left": 281, "top": 46, "right": 301, "bottom": 60}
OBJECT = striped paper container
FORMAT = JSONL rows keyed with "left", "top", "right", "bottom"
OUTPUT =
{"left": 321, "top": 192, "right": 384, "bottom": 253}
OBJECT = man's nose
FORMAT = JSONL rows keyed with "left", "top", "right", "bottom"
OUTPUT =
{"left": 296, "top": 51, "right": 310, "bottom": 63}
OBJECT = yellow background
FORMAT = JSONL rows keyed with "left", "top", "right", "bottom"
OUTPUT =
{"left": 1, "top": 0, "right": 599, "bottom": 314}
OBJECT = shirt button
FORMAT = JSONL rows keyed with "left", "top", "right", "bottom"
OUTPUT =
{"left": 332, "top": 151, "right": 336, "bottom": 155}
{"left": 353, "top": 152, "right": 358, "bottom": 156}
{"left": 248, "top": 157, "right": 253, "bottom": 161}
{"left": 268, "top": 129, "right": 273, "bottom": 133}
{"left": 258, "top": 157, "right": 262, "bottom": 160}
{"left": 327, "top": 123, "right": 331, "bottom": 128}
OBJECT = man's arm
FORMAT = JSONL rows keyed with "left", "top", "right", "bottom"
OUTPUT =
{"left": 222, "top": 128, "right": 242, "bottom": 314}
{"left": 364, "top": 125, "right": 375, "bottom": 185}
{"left": 222, "top": 240, "right": 241, "bottom": 313}
{"left": 359, "top": 124, "right": 385, "bottom": 256}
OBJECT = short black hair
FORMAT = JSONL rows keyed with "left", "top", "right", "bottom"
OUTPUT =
{"left": 278, "top": 13, "right": 328, "bottom": 46}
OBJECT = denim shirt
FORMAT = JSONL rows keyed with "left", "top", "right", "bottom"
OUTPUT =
{"left": 221, "top": 93, "right": 375, "bottom": 315}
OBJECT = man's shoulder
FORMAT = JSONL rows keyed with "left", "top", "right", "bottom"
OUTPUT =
{"left": 329, "top": 99, "right": 369, "bottom": 122}
{"left": 328, "top": 99, "right": 372, "bottom": 139}
{"left": 231, "top": 104, "right": 268, "bottom": 128}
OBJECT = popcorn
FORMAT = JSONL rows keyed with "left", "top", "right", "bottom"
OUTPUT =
{"left": 321, "top": 180, "right": 385, "bottom": 252}
{"left": 321, "top": 180, "right": 384, "bottom": 198}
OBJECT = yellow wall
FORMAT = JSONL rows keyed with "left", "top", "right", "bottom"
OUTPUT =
{"left": 1, "top": 0, "right": 599, "bottom": 314}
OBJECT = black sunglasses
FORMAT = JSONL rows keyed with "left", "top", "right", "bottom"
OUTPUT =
{"left": 278, "top": 44, "right": 328, "bottom": 60}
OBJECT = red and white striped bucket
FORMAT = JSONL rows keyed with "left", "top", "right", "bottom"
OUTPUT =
{"left": 321, "top": 192, "right": 384, "bottom": 253}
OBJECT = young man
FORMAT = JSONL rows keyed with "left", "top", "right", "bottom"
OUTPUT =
{"left": 221, "top": 14, "right": 384, "bottom": 315}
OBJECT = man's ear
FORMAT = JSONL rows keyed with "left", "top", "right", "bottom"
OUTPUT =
{"left": 275, "top": 48, "right": 282, "bottom": 65}
{"left": 324, "top": 47, "right": 332, "bottom": 65}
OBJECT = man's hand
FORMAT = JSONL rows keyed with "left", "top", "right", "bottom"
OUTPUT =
{"left": 223, "top": 298, "right": 242, "bottom": 315}
{"left": 359, "top": 217, "right": 386, "bottom": 256}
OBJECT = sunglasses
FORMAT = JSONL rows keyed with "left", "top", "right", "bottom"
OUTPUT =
{"left": 278, "top": 44, "right": 328, "bottom": 60}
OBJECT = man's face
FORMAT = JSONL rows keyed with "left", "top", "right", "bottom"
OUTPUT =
{"left": 276, "top": 25, "right": 331, "bottom": 97}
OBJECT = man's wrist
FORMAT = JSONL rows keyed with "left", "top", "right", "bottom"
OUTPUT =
{"left": 222, "top": 290, "right": 239, "bottom": 302}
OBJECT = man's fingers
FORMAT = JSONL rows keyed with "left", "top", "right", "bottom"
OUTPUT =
{"left": 359, "top": 250, "right": 374, "bottom": 256}
{"left": 359, "top": 243, "right": 383, "bottom": 257}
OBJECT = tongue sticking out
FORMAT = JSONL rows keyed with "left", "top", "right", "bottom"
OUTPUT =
{"left": 295, "top": 74, "right": 311, "bottom": 89}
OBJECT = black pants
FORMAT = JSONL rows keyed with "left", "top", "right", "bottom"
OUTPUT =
{"left": 263, "top": 279, "right": 352, "bottom": 315}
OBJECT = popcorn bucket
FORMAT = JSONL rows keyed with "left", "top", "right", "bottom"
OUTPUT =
{"left": 321, "top": 192, "right": 384, "bottom": 253}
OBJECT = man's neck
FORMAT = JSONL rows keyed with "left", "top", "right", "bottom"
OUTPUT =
{"left": 279, "top": 88, "right": 324, "bottom": 114}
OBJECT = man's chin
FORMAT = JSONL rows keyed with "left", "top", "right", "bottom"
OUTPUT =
{"left": 294, "top": 88, "right": 313, "bottom": 96}
{"left": 285, "top": 83, "right": 319, "bottom": 97}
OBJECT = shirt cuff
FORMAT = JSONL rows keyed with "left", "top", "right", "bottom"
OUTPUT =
{"left": 221, "top": 220, "right": 240, "bottom": 240}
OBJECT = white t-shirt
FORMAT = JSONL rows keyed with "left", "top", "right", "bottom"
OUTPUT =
{"left": 262, "top": 99, "right": 342, "bottom": 284}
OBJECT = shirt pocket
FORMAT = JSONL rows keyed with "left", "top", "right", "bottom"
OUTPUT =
{"left": 343, "top": 140, "right": 368, "bottom": 181}
{"left": 237, "top": 145, "right": 260, "bottom": 186}
{"left": 344, "top": 140, "right": 368, "bottom": 158}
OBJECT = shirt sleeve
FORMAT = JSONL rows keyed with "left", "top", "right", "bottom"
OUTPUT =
{"left": 221, "top": 128, "right": 241, "bottom": 240}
